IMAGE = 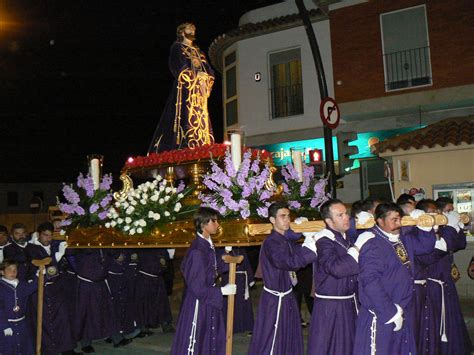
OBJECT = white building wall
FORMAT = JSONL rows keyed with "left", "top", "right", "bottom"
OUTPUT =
{"left": 231, "top": 21, "right": 334, "bottom": 139}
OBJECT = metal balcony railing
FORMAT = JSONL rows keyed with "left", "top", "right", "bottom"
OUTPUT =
{"left": 269, "top": 83, "right": 304, "bottom": 119}
{"left": 384, "top": 46, "right": 432, "bottom": 91}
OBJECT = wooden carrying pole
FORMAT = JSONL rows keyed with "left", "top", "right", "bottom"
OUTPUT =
{"left": 31, "top": 257, "right": 52, "bottom": 355}
{"left": 222, "top": 254, "right": 244, "bottom": 355}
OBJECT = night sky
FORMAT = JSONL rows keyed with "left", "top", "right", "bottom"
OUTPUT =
{"left": 0, "top": 0, "right": 280, "bottom": 183}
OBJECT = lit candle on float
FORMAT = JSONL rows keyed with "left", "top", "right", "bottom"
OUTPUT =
{"left": 90, "top": 158, "right": 100, "bottom": 190}
{"left": 230, "top": 133, "right": 242, "bottom": 172}
{"left": 291, "top": 149, "right": 303, "bottom": 182}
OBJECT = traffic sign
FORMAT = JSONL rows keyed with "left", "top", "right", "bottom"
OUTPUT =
{"left": 319, "top": 97, "right": 340, "bottom": 129}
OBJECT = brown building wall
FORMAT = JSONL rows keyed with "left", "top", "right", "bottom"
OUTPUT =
{"left": 330, "top": 0, "right": 474, "bottom": 103}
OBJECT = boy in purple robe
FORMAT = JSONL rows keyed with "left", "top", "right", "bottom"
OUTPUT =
{"left": 171, "top": 207, "right": 236, "bottom": 355}
{"left": 306, "top": 199, "right": 372, "bottom": 355}
{"left": 0, "top": 259, "right": 37, "bottom": 355}
{"left": 354, "top": 202, "right": 436, "bottom": 354}
{"left": 248, "top": 202, "right": 317, "bottom": 355}
{"left": 25, "top": 222, "right": 79, "bottom": 355}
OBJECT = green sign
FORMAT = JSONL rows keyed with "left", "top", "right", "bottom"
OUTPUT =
{"left": 254, "top": 126, "right": 421, "bottom": 168}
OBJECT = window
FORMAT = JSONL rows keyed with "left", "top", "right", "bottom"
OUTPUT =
{"left": 7, "top": 191, "right": 18, "bottom": 207}
{"left": 224, "top": 51, "right": 238, "bottom": 127}
{"left": 269, "top": 48, "right": 304, "bottom": 119}
{"left": 380, "top": 5, "right": 432, "bottom": 91}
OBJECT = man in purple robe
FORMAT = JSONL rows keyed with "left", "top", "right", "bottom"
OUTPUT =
{"left": 248, "top": 202, "right": 317, "bottom": 355}
{"left": 354, "top": 202, "right": 436, "bottom": 354}
{"left": 306, "top": 199, "right": 372, "bottom": 355}
{"left": 3, "top": 223, "right": 31, "bottom": 281}
{"left": 25, "top": 222, "right": 79, "bottom": 355}
{"left": 0, "top": 225, "right": 10, "bottom": 264}
{"left": 422, "top": 197, "right": 472, "bottom": 354}
{"left": 171, "top": 207, "right": 236, "bottom": 354}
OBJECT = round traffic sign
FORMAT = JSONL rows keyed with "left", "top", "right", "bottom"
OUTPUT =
{"left": 319, "top": 97, "right": 340, "bottom": 129}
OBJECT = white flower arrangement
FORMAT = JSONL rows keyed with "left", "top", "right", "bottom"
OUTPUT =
{"left": 106, "top": 176, "right": 192, "bottom": 235}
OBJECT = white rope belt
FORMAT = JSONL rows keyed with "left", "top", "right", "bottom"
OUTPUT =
{"left": 414, "top": 279, "right": 427, "bottom": 286}
{"left": 45, "top": 281, "right": 54, "bottom": 286}
{"left": 187, "top": 299, "right": 199, "bottom": 354}
{"left": 108, "top": 271, "right": 124, "bottom": 275}
{"left": 369, "top": 310, "right": 377, "bottom": 355}
{"left": 66, "top": 270, "right": 76, "bottom": 275}
{"left": 315, "top": 292, "right": 358, "bottom": 314}
{"left": 236, "top": 271, "right": 249, "bottom": 300}
{"left": 8, "top": 316, "right": 25, "bottom": 322}
{"left": 138, "top": 270, "right": 159, "bottom": 278}
{"left": 264, "top": 286, "right": 293, "bottom": 355}
{"left": 428, "top": 278, "right": 448, "bottom": 342}
{"left": 77, "top": 275, "right": 94, "bottom": 283}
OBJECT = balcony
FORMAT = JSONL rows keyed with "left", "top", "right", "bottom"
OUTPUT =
{"left": 383, "top": 46, "right": 432, "bottom": 91}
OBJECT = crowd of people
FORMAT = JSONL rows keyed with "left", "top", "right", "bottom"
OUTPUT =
{"left": 0, "top": 222, "right": 176, "bottom": 355}
{"left": 0, "top": 194, "right": 471, "bottom": 355}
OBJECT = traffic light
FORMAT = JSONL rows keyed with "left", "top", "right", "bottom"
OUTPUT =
{"left": 336, "top": 131, "right": 359, "bottom": 175}
{"left": 308, "top": 149, "right": 324, "bottom": 175}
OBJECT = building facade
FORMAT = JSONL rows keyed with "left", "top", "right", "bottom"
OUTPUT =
{"left": 209, "top": 0, "right": 474, "bottom": 202}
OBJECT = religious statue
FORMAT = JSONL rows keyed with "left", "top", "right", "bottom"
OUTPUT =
{"left": 148, "top": 22, "right": 215, "bottom": 154}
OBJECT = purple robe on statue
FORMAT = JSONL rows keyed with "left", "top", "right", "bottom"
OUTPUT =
{"left": 218, "top": 247, "right": 255, "bottom": 334}
{"left": 420, "top": 225, "right": 472, "bottom": 354}
{"left": 307, "top": 228, "right": 359, "bottom": 355}
{"left": 354, "top": 226, "right": 435, "bottom": 355}
{"left": 25, "top": 241, "right": 76, "bottom": 354}
{"left": 248, "top": 229, "right": 317, "bottom": 355}
{"left": 135, "top": 249, "right": 172, "bottom": 329}
{"left": 0, "top": 278, "right": 37, "bottom": 355}
{"left": 171, "top": 235, "right": 226, "bottom": 355}
{"left": 72, "top": 249, "right": 115, "bottom": 341}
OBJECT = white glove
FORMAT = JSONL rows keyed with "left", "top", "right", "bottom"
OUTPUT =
{"left": 221, "top": 283, "right": 237, "bottom": 296}
{"left": 445, "top": 211, "right": 461, "bottom": 232}
{"left": 354, "top": 231, "right": 375, "bottom": 250}
{"left": 224, "top": 246, "right": 232, "bottom": 253}
{"left": 356, "top": 211, "right": 373, "bottom": 225}
{"left": 385, "top": 304, "right": 404, "bottom": 331}
{"left": 294, "top": 217, "right": 308, "bottom": 225}
{"left": 410, "top": 209, "right": 425, "bottom": 219}
{"left": 55, "top": 241, "right": 68, "bottom": 262}
{"left": 302, "top": 234, "right": 317, "bottom": 254}
{"left": 4, "top": 328, "right": 13, "bottom": 336}
{"left": 167, "top": 249, "right": 176, "bottom": 259}
{"left": 303, "top": 229, "right": 335, "bottom": 242}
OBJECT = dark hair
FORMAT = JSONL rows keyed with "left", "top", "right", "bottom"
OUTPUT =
{"left": 320, "top": 199, "right": 344, "bottom": 220}
{"left": 193, "top": 207, "right": 219, "bottom": 234}
{"left": 37, "top": 222, "right": 54, "bottom": 234}
{"left": 0, "top": 225, "right": 8, "bottom": 234}
{"left": 436, "top": 197, "right": 454, "bottom": 211}
{"left": 268, "top": 201, "right": 289, "bottom": 219}
{"left": 11, "top": 223, "right": 26, "bottom": 233}
{"left": 0, "top": 259, "right": 18, "bottom": 271}
{"left": 416, "top": 199, "right": 437, "bottom": 213}
{"left": 374, "top": 202, "right": 403, "bottom": 221}
{"left": 396, "top": 193, "right": 415, "bottom": 206}
{"left": 350, "top": 200, "right": 363, "bottom": 218}
{"left": 361, "top": 197, "right": 383, "bottom": 212}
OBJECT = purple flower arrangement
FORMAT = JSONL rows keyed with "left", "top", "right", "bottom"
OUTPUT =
{"left": 199, "top": 149, "right": 276, "bottom": 219}
{"left": 58, "top": 173, "right": 114, "bottom": 229}
{"left": 280, "top": 163, "right": 331, "bottom": 214}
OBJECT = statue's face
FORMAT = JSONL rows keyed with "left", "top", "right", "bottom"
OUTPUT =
{"left": 182, "top": 24, "right": 196, "bottom": 41}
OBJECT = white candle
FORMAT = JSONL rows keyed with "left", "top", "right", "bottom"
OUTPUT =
{"left": 292, "top": 150, "right": 303, "bottom": 182}
{"left": 230, "top": 133, "right": 242, "bottom": 172}
{"left": 90, "top": 158, "right": 100, "bottom": 190}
